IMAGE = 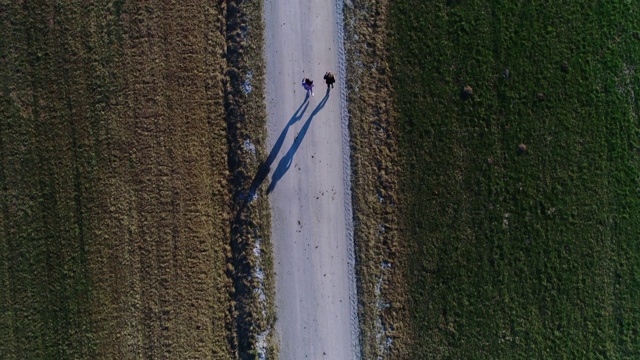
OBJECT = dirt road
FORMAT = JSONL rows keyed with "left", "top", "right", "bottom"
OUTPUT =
{"left": 263, "top": 1, "right": 359, "bottom": 359}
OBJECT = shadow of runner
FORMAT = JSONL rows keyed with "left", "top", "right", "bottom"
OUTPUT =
{"left": 246, "top": 94, "right": 310, "bottom": 197}
{"left": 267, "top": 88, "right": 330, "bottom": 194}
{"left": 228, "top": 94, "right": 312, "bottom": 360}
{"left": 233, "top": 94, "right": 311, "bottom": 223}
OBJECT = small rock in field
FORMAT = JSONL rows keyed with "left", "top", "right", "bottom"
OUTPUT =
{"left": 517, "top": 144, "right": 527, "bottom": 153}
{"left": 461, "top": 85, "right": 473, "bottom": 100}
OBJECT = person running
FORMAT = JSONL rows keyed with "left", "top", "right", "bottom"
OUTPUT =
{"left": 302, "top": 78, "right": 314, "bottom": 96}
{"left": 323, "top": 72, "right": 335, "bottom": 89}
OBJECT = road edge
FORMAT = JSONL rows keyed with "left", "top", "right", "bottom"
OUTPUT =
{"left": 336, "top": 0, "right": 362, "bottom": 358}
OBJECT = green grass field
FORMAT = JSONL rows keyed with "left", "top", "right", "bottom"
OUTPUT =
{"left": 391, "top": 1, "right": 640, "bottom": 358}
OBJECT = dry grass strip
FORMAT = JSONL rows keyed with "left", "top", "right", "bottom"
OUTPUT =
{"left": 225, "top": 0, "right": 277, "bottom": 359}
{"left": 343, "top": 0, "right": 411, "bottom": 358}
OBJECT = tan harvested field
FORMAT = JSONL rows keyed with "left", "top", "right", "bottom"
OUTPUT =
{"left": 0, "top": 1, "right": 271, "bottom": 359}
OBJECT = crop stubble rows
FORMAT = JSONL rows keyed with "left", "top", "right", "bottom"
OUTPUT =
{"left": 0, "top": 1, "right": 271, "bottom": 359}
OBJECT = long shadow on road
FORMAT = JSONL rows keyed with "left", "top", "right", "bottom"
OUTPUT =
{"left": 267, "top": 88, "right": 330, "bottom": 194}
{"left": 227, "top": 89, "right": 329, "bottom": 360}
{"left": 230, "top": 93, "right": 312, "bottom": 360}
{"left": 245, "top": 94, "right": 310, "bottom": 200}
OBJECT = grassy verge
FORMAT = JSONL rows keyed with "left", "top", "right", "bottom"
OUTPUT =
{"left": 390, "top": 0, "right": 640, "bottom": 358}
{"left": 343, "top": 1, "right": 411, "bottom": 358}
{"left": 0, "top": 1, "right": 273, "bottom": 359}
{"left": 225, "top": 0, "right": 277, "bottom": 358}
